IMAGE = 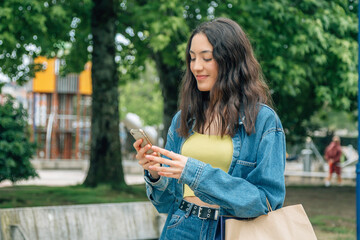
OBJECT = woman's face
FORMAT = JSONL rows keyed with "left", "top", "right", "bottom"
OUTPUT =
{"left": 189, "top": 33, "right": 219, "bottom": 92}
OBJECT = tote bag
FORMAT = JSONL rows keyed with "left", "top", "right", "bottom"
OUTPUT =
{"left": 214, "top": 199, "right": 317, "bottom": 240}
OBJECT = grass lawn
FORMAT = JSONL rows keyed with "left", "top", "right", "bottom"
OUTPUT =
{"left": 285, "top": 185, "right": 356, "bottom": 240}
{"left": 0, "top": 184, "right": 148, "bottom": 208}
{"left": 0, "top": 184, "right": 356, "bottom": 240}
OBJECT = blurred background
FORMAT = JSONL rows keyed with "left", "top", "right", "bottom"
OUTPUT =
{"left": 0, "top": 0, "right": 358, "bottom": 239}
{"left": 0, "top": 0, "right": 358, "bottom": 183}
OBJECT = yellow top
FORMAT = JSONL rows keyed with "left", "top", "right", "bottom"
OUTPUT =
{"left": 181, "top": 132, "right": 233, "bottom": 198}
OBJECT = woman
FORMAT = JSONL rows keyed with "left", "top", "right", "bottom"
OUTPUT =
{"left": 133, "top": 18, "right": 286, "bottom": 240}
{"left": 324, "top": 136, "right": 342, "bottom": 186}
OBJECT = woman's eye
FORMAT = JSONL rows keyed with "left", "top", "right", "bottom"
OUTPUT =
{"left": 190, "top": 58, "right": 195, "bottom": 61}
{"left": 204, "top": 58, "right": 212, "bottom": 62}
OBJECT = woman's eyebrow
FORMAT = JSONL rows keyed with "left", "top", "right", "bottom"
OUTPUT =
{"left": 189, "top": 50, "right": 213, "bottom": 54}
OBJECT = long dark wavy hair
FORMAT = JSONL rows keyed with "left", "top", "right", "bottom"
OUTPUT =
{"left": 178, "top": 18, "right": 273, "bottom": 137}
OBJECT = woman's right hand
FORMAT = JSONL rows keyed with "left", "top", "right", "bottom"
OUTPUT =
{"left": 133, "top": 139, "right": 160, "bottom": 179}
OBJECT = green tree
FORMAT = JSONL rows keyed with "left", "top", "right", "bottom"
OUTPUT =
{"left": 0, "top": 1, "right": 89, "bottom": 84}
{"left": 120, "top": 61, "right": 163, "bottom": 126}
{"left": 116, "top": 0, "right": 190, "bottom": 141}
{"left": 83, "top": 0, "right": 125, "bottom": 188}
{"left": 215, "top": 0, "right": 358, "bottom": 142}
{"left": 0, "top": 0, "right": 126, "bottom": 188}
{"left": 1, "top": 0, "right": 357, "bottom": 186}
{"left": 0, "top": 96, "right": 37, "bottom": 183}
{"left": 121, "top": 0, "right": 357, "bottom": 142}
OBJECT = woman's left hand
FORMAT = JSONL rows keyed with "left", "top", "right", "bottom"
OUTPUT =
{"left": 145, "top": 146, "right": 188, "bottom": 179}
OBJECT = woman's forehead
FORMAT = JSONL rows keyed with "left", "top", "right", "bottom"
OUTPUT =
{"left": 190, "top": 33, "right": 213, "bottom": 53}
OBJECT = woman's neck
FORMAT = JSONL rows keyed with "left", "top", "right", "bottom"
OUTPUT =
{"left": 201, "top": 111, "right": 222, "bottom": 135}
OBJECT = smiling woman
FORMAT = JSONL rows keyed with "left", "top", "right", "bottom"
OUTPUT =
{"left": 132, "top": 18, "right": 286, "bottom": 240}
{"left": 189, "top": 33, "right": 219, "bottom": 92}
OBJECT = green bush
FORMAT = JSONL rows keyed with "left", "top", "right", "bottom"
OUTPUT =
{"left": 0, "top": 95, "right": 38, "bottom": 183}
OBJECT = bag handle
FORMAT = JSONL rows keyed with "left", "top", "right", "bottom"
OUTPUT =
{"left": 266, "top": 197, "right": 273, "bottom": 212}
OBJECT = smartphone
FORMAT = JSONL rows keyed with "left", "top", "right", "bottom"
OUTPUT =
{"left": 130, "top": 128, "right": 154, "bottom": 154}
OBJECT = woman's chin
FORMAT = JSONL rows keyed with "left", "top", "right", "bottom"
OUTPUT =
{"left": 196, "top": 85, "right": 211, "bottom": 92}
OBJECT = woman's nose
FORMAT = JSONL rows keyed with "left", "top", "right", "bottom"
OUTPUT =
{"left": 192, "top": 59, "right": 203, "bottom": 71}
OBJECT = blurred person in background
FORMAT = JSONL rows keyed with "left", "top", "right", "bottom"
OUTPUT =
{"left": 324, "top": 136, "right": 342, "bottom": 186}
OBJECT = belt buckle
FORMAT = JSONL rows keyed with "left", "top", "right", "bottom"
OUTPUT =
{"left": 198, "top": 206, "right": 207, "bottom": 220}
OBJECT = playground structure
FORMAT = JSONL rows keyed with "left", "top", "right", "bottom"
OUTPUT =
{"left": 27, "top": 57, "right": 92, "bottom": 160}
{"left": 26, "top": 58, "right": 160, "bottom": 162}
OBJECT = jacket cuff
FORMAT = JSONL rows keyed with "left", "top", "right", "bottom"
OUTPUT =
{"left": 144, "top": 170, "right": 168, "bottom": 191}
{"left": 178, "top": 157, "right": 206, "bottom": 189}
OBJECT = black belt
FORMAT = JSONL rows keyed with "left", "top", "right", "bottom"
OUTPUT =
{"left": 179, "top": 200, "right": 219, "bottom": 220}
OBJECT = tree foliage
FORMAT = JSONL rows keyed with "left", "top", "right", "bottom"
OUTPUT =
{"left": 1, "top": 0, "right": 126, "bottom": 188}
{"left": 0, "top": 0, "right": 91, "bottom": 84}
{"left": 1, "top": 0, "right": 358, "bottom": 186}
{"left": 218, "top": 0, "right": 358, "bottom": 141}
{"left": 120, "top": 62, "right": 163, "bottom": 126}
{"left": 116, "top": 0, "right": 191, "bottom": 140}
{"left": 119, "top": 0, "right": 357, "bottom": 142}
{"left": 0, "top": 96, "right": 37, "bottom": 183}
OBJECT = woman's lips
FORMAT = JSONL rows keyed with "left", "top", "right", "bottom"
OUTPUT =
{"left": 196, "top": 75, "right": 208, "bottom": 80}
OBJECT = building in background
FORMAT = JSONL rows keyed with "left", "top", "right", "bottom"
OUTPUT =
{"left": 27, "top": 57, "right": 92, "bottom": 160}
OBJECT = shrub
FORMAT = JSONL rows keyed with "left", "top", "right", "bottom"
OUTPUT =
{"left": 0, "top": 95, "right": 38, "bottom": 183}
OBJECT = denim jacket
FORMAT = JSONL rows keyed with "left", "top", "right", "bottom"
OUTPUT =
{"left": 144, "top": 104, "right": 286, "bottom": 238}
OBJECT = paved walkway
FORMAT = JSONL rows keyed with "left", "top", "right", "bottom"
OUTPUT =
{"left": 0, "top": 170, "right": 145, "bottom": 188}
{"left": 0, "top": 161, "right": 356, "bottom": 188}
{"left": 285, "top": 161, "right": 356, "bottom": 186}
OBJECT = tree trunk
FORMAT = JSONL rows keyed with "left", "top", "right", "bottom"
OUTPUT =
{"left": 84, "top": 0, "right": 125, "bottom": 189}
{"left": 153, "top": 53, "right": 182, "bottom": 142}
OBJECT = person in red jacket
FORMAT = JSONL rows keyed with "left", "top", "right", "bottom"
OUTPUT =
{"left": 324, "top": 136, "right": 342, "bottom": 186}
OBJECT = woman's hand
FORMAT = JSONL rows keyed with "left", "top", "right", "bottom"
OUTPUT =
{"left": 133, "top": 139, "right": 160, "bottom": 179}
{"left": 145, "top": 146, "right": 188, "bottom": 179}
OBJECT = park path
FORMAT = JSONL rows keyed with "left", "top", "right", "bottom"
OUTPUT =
{"left": 0, "top": 170, "right": 145, "bottom": 188}
{"left": 0, "top": 160, "right": 356, "bottom": 188}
